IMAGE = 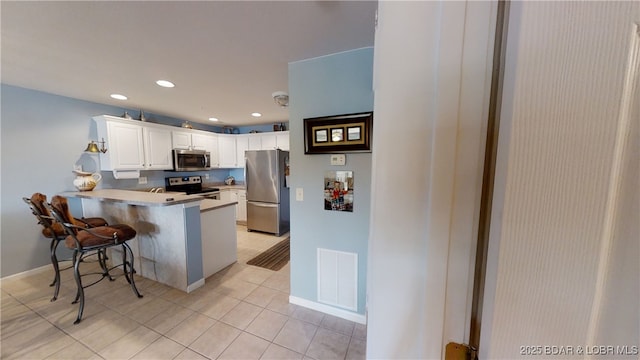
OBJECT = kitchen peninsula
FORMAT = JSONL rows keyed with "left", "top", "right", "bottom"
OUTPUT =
{"left": 63, "top": 189, "right": 237, "bottom": 292}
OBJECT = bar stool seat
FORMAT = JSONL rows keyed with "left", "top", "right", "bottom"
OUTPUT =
{"left": 24, "top": 193, "right": 108, "bottom": 301}
{"left": 67, "top": 224, "right": 137, "bottom": 248}
{"left": 46, "top": 195, "right": 142, "bottom": 324}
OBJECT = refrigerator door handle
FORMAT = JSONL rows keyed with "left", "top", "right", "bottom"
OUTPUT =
{"left": 249, "top": 202, "right": 278, "bottom": 208}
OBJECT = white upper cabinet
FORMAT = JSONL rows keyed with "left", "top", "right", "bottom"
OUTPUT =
{"left": 94, "top": 115, "right": 173, "bottom": 171}
{"left": 171, "top": 131, "right": 192, "bottom": 149}
{"left": 94, "top": 115, "right": 287, "bottom": 170}
{"left": 235, "top": 135, "right": 249, "bottom": 168}
{"left": 261, "top": 133, "right": 277, "bottom": 149}
{"left": 247, "top": 134, "right": 262, "bottom": 150}
{"left": 236, "top": 134, "right": 261, "bottom": 167}
{"left": 275, "top": 131, "right": 290, "bottom": 150}
{"left": 95, "top": 116, "right": 145, "bottom": 170}
{"left": 143, "top": 126, "right": 173, "bottom": 170}
{"left": 261, "top": 131, "right": 289, "bottom": 150}
{"left": 172, "top": 129, "right": 221, "bottom": 168}
{"left": 218, "top": 134, "right": 237, "bottom": 168}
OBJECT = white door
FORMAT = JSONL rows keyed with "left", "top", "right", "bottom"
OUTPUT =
{"left": 367, "top": 1, "right": 497, "bottom": 358}
{"left": 480, "top": 2, "right": 640, "bottom": 358}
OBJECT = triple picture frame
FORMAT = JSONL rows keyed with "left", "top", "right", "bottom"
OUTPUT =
{"left": 303, "top": 112, "right": 373, "bottom": 154}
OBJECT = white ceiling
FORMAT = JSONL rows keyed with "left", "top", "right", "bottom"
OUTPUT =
{"left": 1, "top": 1, "right": 377, "bottom": 126}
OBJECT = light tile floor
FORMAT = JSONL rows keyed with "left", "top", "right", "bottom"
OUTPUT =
{"left": 1, "top": 225, "right": 366, "bottom": 359}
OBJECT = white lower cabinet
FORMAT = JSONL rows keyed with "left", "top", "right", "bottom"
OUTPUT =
{"left": 220, "top": 189, "right": 247, "bottom": 223}
{"left": 237, "top": 190, "right": 247, "bottom": 222}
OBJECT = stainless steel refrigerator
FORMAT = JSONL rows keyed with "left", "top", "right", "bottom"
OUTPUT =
{"left": 245, "top": 149, "right": 290, "bottom": 236}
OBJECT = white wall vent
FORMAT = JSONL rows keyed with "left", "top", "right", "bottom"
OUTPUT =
{"left": 317, "top": 248, "right": 358, "bottom": 311}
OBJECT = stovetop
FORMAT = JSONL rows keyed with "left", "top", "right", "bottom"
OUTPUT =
{"left": 165, "top": 176, "right": 219, "bottom": 195}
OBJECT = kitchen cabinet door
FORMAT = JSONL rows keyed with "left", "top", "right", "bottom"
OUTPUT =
{"left": 235, "top": 135, "right": 249, "bottom": 168}
{"left": 218, "top": 134, "right": 237, "bottom": 168}
{"left": 172, "top": 131, "right": 192, "bottom": 149}
{"left": 275, "top": 132, "right": 290, "bottom": 150}
{"left": 237, "top": 190, "right": 247, "bottom": 222}
{"left": 261, "top": 133, "right": 277, "bottom": 150}
{"left": 103, "top": 121, "right": 145, "bottom": 170}
{"left": 247, "top": 134, "right": 262, "bottom": 150}
{"left": 143, "top": 126, "right": 173, "bottom": 170}
{"left": 222, "top": 189, "right": 245, "bottom": 222}
{"left": 208, "top": 135, "right": 220, "bottom": 168}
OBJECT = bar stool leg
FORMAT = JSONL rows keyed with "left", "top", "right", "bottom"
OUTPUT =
{"left": 122, "top": 243, "right": 143, "bottom": 299}
{"left": 71, "top": 250, "right": 85, "bottom": 325}
{"left": 97, "top": 249, "right": 114, "bottom": 281}
{"left": 49, "top": 238, "right": 61, "bottom": 302}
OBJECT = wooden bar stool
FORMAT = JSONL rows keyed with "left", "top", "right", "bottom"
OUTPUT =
{"left": 45, "top": 195, "right": 143, "bottom": 324}
{"left": 23, "top": 193, "right": 108, "bottom": 301}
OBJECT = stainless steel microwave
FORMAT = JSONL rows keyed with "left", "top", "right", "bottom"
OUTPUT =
{"left": 172, "top": 149, "right": 210, "bottom": 171}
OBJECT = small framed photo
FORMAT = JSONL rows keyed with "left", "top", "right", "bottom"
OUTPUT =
{"left": 331, "top": 128, "right": 344, "bottom": 142}
{"left": 304, "top": 112, "right": 373, "bottom": 154}
{"left": 347, "top": 126, "right": 362, "bottom": 141}
{"left": 315, "top": 129, "right": 328, "bottom": 143}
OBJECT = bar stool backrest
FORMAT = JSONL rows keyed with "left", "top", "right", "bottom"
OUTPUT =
{"left": 49, "top": 195, "right": 79, "bottom": 236}
{"left": 24, "top": 193, "right": 63, "bottom": 238}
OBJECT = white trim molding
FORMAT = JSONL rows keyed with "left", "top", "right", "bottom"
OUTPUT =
{"left": 289, "top": 295, "right": 367, "bottom": 325}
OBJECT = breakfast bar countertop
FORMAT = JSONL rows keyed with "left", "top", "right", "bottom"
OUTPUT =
{"left": 62, "top": 188, "right": 202, "bottom": 207}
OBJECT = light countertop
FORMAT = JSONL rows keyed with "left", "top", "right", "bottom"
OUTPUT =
{"left": 63, "top": 189, "right": 239, "bottom": 211}
{"left": 62, "top": 189, "right": 202, "bottom": 207}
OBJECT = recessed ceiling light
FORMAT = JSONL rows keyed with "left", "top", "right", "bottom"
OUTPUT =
{"left": 110, "top": 94, "right": 128, "bottom": 100}
{"left": 209, "top": 117, "right": 219, "bottom": 122}
{"left": 251, "top": 112, "right": 262, "bottom": 117}
{"left": 156, "top": 80, "right": 175, "bottom": 88}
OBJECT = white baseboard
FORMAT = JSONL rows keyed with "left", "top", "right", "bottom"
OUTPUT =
{"left": 186, "top": 278, "right": 205, "bottom": 293}
{"left": 289, "top": 295, "right": 367, "bottom": 325}
{"left": 0, "top": 264, "right": 52, "bottom": 282}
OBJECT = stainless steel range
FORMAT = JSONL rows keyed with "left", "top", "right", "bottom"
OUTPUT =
{"left": 165, "top": 176, "right": 220, "bottom": 199}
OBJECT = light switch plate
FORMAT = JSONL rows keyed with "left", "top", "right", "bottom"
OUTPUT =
{"left": 138, "top": 176, "right": 148, "bottom": 185}
{"left": 296, "top": 188, "right": 304, "bottom": 201}
{"left": 330, "top": 154, "right": 346, "bottom": 166}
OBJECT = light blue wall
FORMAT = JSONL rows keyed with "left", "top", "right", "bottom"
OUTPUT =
{"left": 288, "top": 48, "right": 374, "bottom": 315}
{"left": 0, "top": 84, "right": 229, "bottom": 276}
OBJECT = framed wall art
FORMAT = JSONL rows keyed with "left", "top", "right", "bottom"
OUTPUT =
{"left": 304, "top": 112, "right": 373, "bottom": 154}
{"left": 324, "top": 170, "right": 354, "bottom": 212}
